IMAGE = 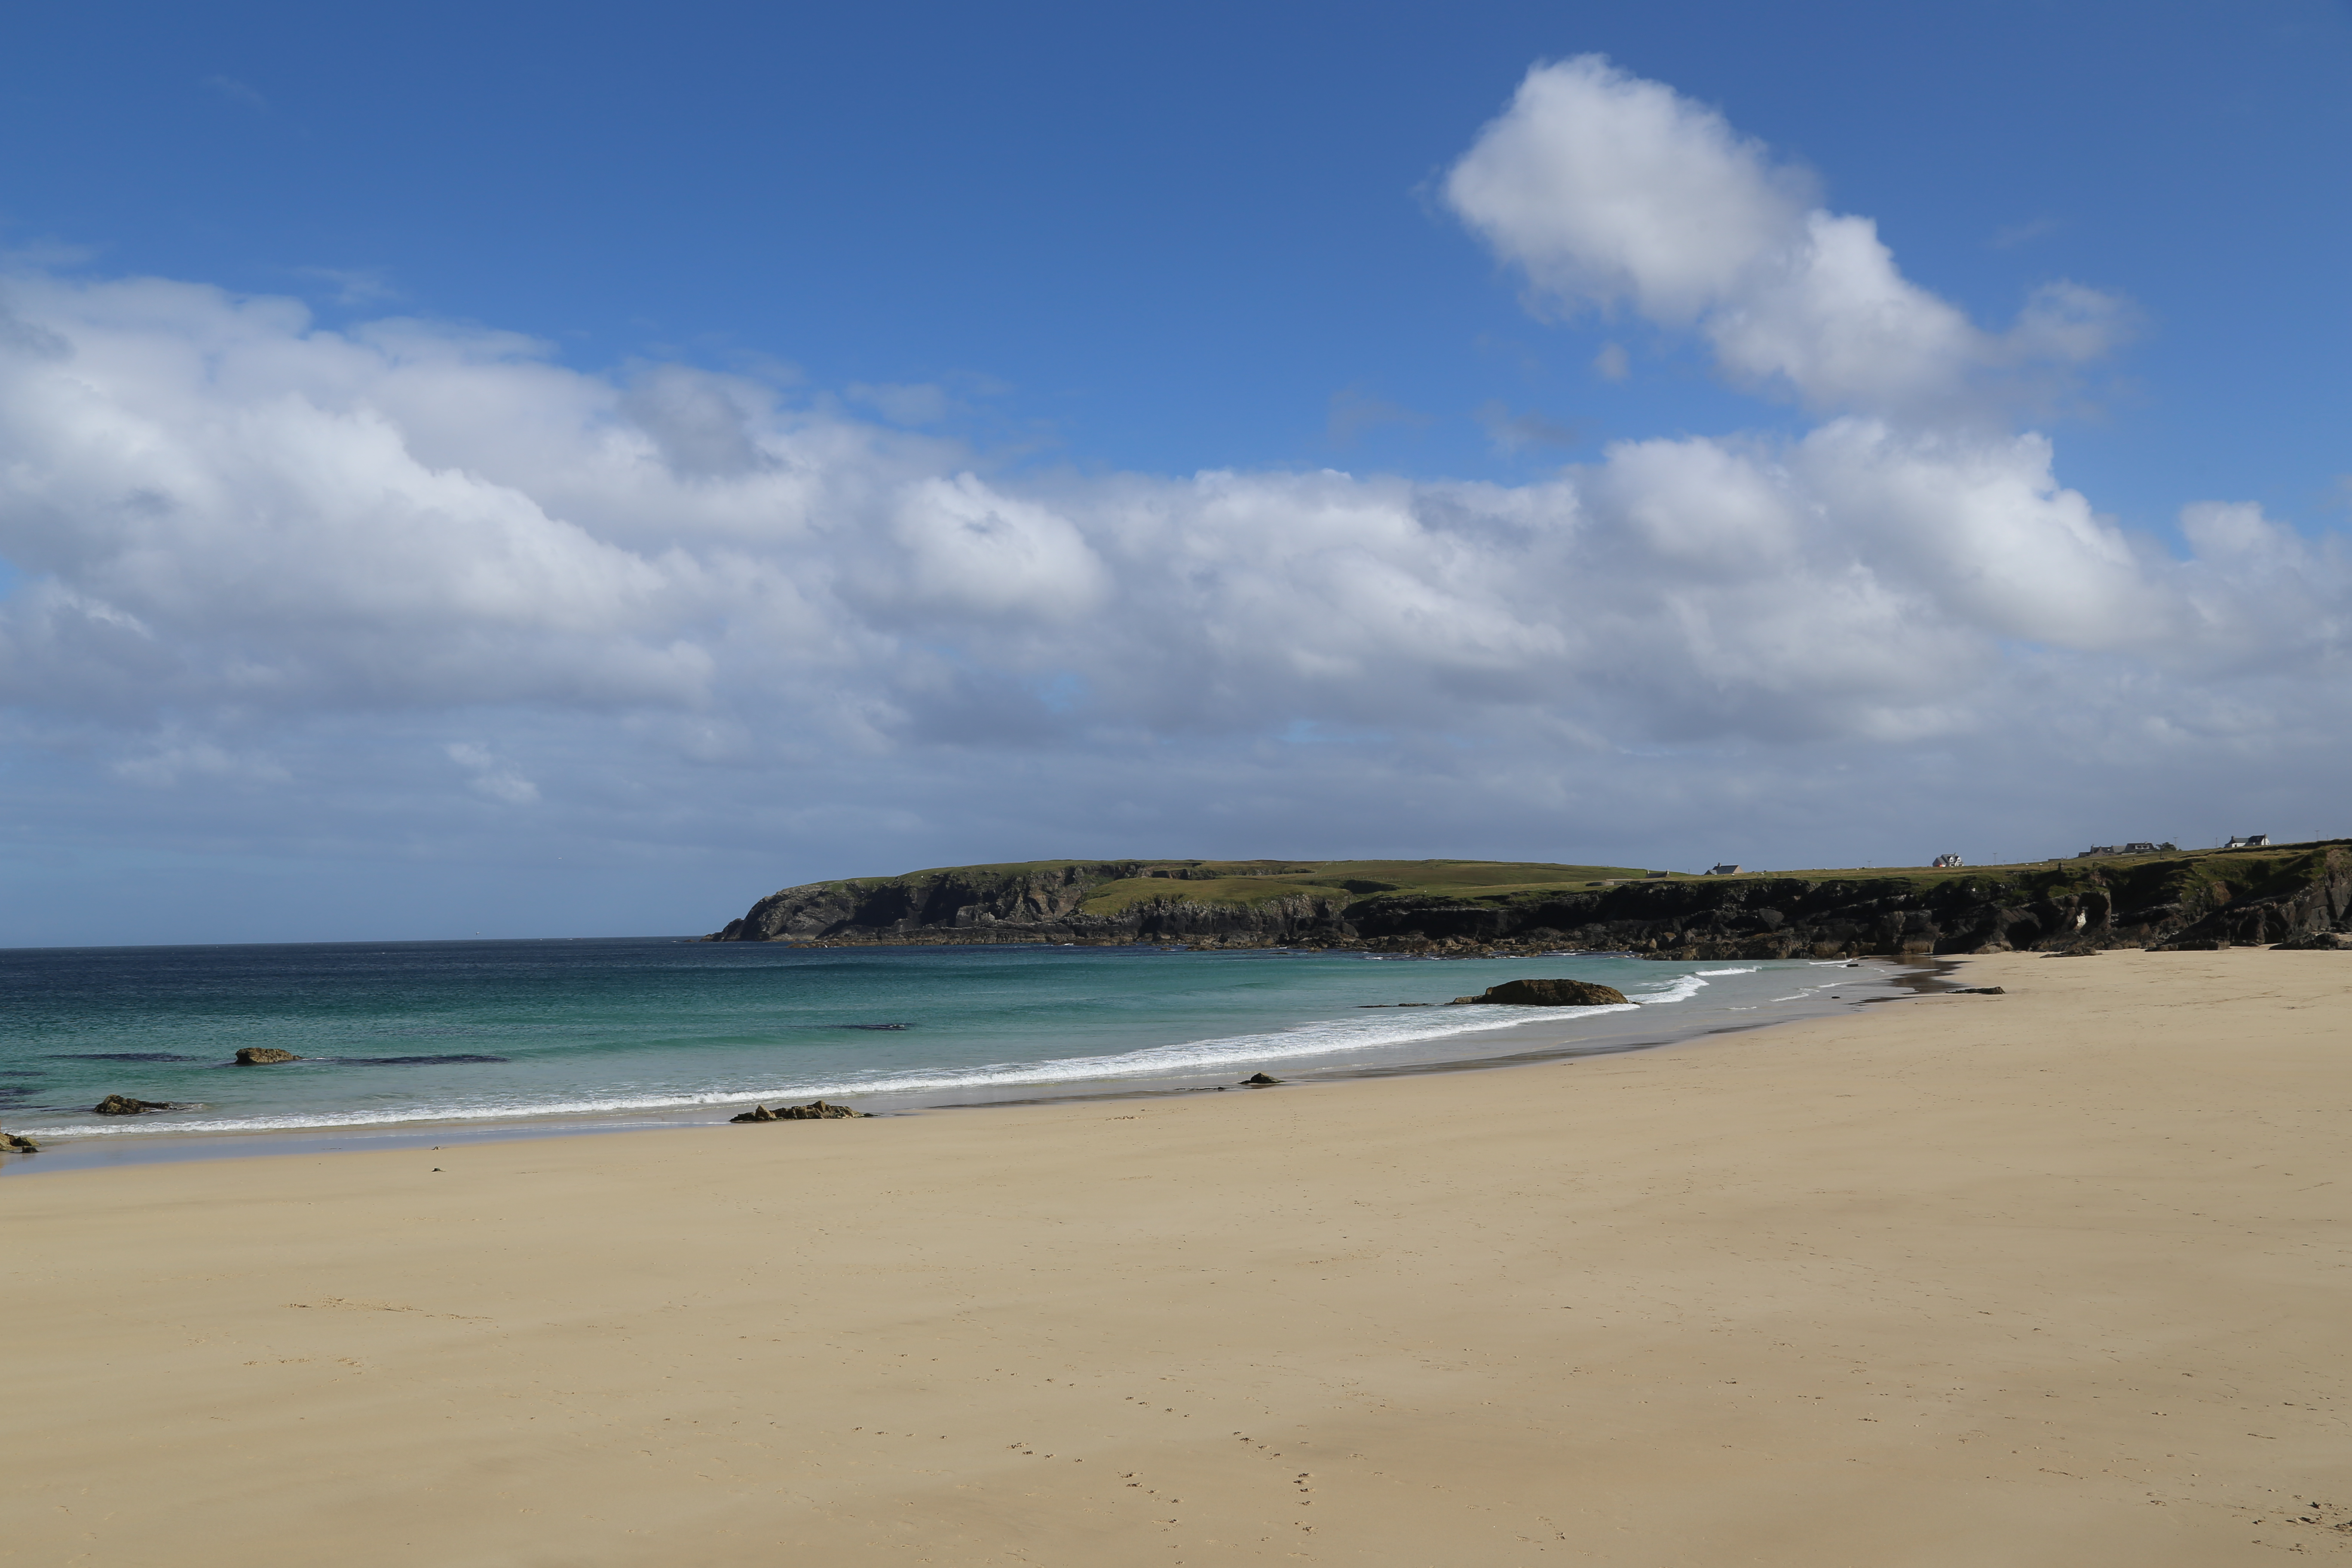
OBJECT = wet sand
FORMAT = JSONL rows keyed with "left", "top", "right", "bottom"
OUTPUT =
{"left": 3, "top": 947, "right": 2346, "bottom": 1565}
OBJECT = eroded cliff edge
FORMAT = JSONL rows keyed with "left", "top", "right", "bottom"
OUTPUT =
{"left": 707, "top": 845, "right": 2352, "bottom": 959}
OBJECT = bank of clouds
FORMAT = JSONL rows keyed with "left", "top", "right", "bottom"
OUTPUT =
{"left": 0, "top": 58, "right": 2337, "bottom": 867}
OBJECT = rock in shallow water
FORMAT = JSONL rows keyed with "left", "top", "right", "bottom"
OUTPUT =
{"left": 0, "top": 1130, "right": 38, "bottom": 1152}
{"left": 729, "top": 1099, "right": 867, "bottom": 1122}
{"left": 234, "top": 1047, "right": 302, "bottom": 1065}
{"left": 92, "top": 1094, "right": 172, "bottom": 1115}
{"left": 1448, "top": 978, "right": 1631, "bottom": 1008}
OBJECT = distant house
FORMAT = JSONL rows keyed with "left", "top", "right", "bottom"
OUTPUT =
{"left": 2226, "top": 833, "right": 2270, "bottom": 849}
{"left": 2078, "top": 841, "right": 2177, "bottom": 858}
{"left": 2121, "top": 841, "right": 2160, "bottom": 854}
{"left": 1707, "top": 863, "right": 1742, "bottom": 875}
{"left": 2077, "top": 846, "right": 2119, "bottom": 858}
{"left": 1931, "top": 853, "right": 1963, "bottom": 869}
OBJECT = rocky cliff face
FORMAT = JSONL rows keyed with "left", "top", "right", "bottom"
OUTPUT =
{"left": 707, "top": 844, "right": 2352, "bottom": 958}
{"left": 711, "top": 861, "right": 1357, "bottom": 946}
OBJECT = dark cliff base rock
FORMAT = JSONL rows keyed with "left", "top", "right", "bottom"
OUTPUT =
{"left": 729, "top": 1100, "right": 867, "bottom": 1122}
{"left": 705, "top": 844, "right": 2352, "bottom": 965}
{"left": 1, "top": 1130, "right": 38, "bottom": 1152}
{"left": 234, "top": 1047, "right": 303, "bottom": 1065}
{"left": 1450, "top": 978, "right": 1632, "bottom": 1008}
{"left": 2271, "top": 932, "right": 2350, "bottom": 950}
{"left": 92, "top": 1094, "right": 172, "bottom": 1115}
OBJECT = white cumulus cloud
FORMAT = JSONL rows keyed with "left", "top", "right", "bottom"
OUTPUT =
{"left": 0, "top": 59, "right": 2341, "bottom": 931}
{"left": 1443, "top": 56, "right": 2132, "bottom": 419}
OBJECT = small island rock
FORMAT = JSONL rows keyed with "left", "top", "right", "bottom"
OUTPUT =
{"left": 1449, "top": 978, "right": 1631, "bottom": 1008}
{"left": 234, "top": 1047, "right": 303, "bottom": 1065}
{"left": 92, "top": 1094, "right": 171, "bottom": 1115}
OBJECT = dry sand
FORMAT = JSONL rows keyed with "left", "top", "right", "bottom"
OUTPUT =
{"left": 4, "top": 948, "right": 2348, "bottom": 1566}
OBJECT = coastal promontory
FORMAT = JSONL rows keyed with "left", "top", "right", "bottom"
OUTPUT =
{"left": 706, "top": 842, "right": 2352, "bottom": 959}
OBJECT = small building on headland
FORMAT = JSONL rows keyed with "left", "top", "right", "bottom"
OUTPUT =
{"left": 2226, "top": 833, "right": 2271, "bottom": 849}
{"left": 2077, "top": 841, "right": 2176, "bottom": 858}
{"left": 1931, "top": 853, "right": 1963, "bottom": 869}
{"left": 1707, "top": 863, "right": 1742, "bottom": 875}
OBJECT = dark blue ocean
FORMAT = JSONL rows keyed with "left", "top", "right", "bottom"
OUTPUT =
{"left": 0, "top": 938, "right": 1874, "bottom": 1155}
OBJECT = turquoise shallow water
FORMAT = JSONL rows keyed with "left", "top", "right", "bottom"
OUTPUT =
{"left": 0, "top": 938, "right": 1877, "bottom": 1152}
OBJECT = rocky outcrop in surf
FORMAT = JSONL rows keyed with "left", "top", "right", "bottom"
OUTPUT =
{"left": 92, "top": 1094, "right": 172, "bottom": 1115}
{"left": 729, "top": 1100, "right": 867, "bottom": 1122}
{"left": 234, "top": 1048, "right": 301, "bottom": 1065}
{"left": 1449, "top": 979, "right": 1630, "bottom": 1007}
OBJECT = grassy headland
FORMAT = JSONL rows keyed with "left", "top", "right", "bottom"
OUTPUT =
{"left": 710, "top": 842, "right": 2352, "bottom": 958}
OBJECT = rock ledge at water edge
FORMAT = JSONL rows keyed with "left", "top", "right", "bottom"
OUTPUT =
{"left": 730, "top": 1100, "right": 868, "bottom": 1122}
{"left": 1449, "top": 978, "right": 1632, "bottom": 1008}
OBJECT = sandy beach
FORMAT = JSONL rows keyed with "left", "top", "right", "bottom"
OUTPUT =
{"left": 4, "top": 948, "right": 2347, "bottom": 1566}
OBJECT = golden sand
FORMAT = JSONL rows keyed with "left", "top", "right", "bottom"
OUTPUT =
{"left": 5, "top": 948, "right": 2347, "bottom": 1565}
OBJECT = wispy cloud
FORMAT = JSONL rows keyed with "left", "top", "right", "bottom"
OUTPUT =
{"left": 114, "top": 738, "right": 289, "bottom": 787}
{"left": 447, "top": 744, "right": 540, "bottom": 805}
{"left": 201, "top": 74, "right": 268, "bottom": 111}
{"left": 848, "top": 382, "right": 952, "bottom": 425}
{"left": 1474, "top": 401, "right": 1581, "bottom": 453}
{"left": 1327, "top": 384, "right": 1430, "bottom": 447}
{"left": 1989, "top": 217, "right": 2062, "bottom": 250}
{"left": 291, "top": 266, "right": 398, "bottom": 306}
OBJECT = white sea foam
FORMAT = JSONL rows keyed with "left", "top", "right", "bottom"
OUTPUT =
{"left": 1627, "top": 973, "right": 1707, "bottom": 1004}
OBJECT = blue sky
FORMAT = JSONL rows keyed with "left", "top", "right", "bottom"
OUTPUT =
{"left": 2, "top": 1, "right": 2349, "bottom": 943}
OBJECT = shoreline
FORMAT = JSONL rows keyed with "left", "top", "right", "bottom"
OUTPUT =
{"left": 0, "top": 956, "right": 1942, "bottom": 1176}
{"left": 4, "top": 947, "right": 2346, "bottom": 1564}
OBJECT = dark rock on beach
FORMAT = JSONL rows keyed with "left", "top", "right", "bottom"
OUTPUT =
{"left": 1449, "top": 978, "right": 1632, "bottom": 1008}
{"left": 1241, "top": 1072, "right": 1282, "bottom": 1085}
{"left": 729, "top": 1099, "right": 867, "bottom": 1122}
{"left": 234, "top": 1047, "right": 303, "bottom": 1065}
{"left": 2271, "top": 932, "right": 2350, "bottom": 950}
{"left": 1951, "top": 986, "right": 2007, "bottom": 994}
{"left": 0, "top": 1130, "right": 38, "bottom": 1152}
{"left": 92, "top": 1094, "right": 172, "bottom": 1115}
